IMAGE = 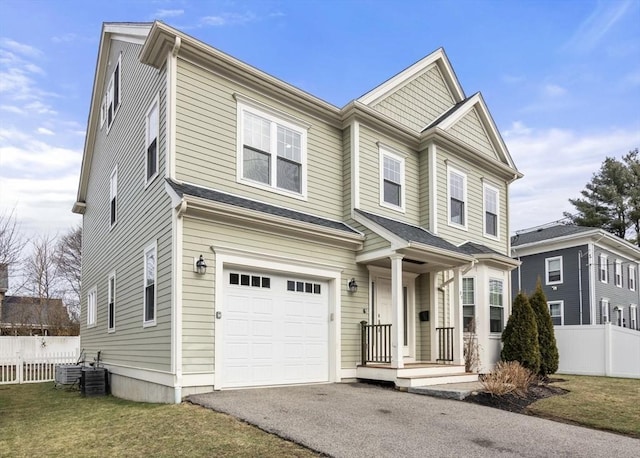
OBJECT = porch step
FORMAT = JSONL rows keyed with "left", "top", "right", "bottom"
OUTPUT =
{"left": 358, "top": 364, "right": 467, "bottom": 379}
{"left": 408, "top": 381, "right": 484, "bottom": 400}
{"left": 395, "top": 372, "right": 479, "bottom": 389}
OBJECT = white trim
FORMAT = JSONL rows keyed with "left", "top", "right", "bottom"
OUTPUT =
{"left": 104, "top": 52, "right": 122, "bottom": 133}
{"left": 630, "top": 304, "right": 637, "bottom": 330}
{"left": 599, "top": 254, "right": 608, "bottom": 283}
{"left": 103, "top": 362, "right": 175, "bottom": 387}
{"left": 629, "top": 265, "right": 636, "bottom": 291}
{"left": 429, "top": 143, "right": 437, "bottom": 234}
{"left": 378, "top": 145, "right": 406, "bottom": 212}
{"left": 462, "top": 276, "right": 476, "bottom": 332}
{"left": 447, "top": 164, "right": 467, "bottom": 231}
{"left": 107, "top": 270, "right": 116, "bottom": 333}
{"left": 351, "top": 120, "right": 360, "bottom": 210}
{"left": 548, "top": 300, "right": 564, "bottom": 326}
{"left": 235, "top": 99, "right": 309, "bottom": 200}
{"left": 340, "top": 368, "right": 357, "bottom": 379}
{"left": 589, "top": 243, "right": 596, "bottom": 325}
{"left": 166, "top": 49, "right": 177, "bottom": 179}
{"left": 614, "top": 259, "right": 623, "bottom": 288}
{"left": 600, "top": 298, "right": 610, "bottom": 324}
{"left": 488, "top": 277, "right": 504, "bottom": 334}
{"left": 182, "top": 372, "right": 215, "bottom": 387}
{"left": 170, "top": 199, "right": 184, "bottom": 401}
{"left": 143, "top": 241, "right": 158, "bottom": 327}
{"left": 545, "top": 256, "right": 563, "bottom": 285}
{"left": 86, "top": 285, "right": 97, "bottom": 328}
{"left": 144, "top": 94, "right": 160, "bottom": 187}
{"left": 109, "top": 165, "right": 118, "bottom": 230}
{"left": 482, "top": 181, "right": 499, "bottom": 240}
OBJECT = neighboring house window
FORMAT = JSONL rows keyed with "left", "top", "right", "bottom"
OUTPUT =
{"left": 102, "top": 53, "right": 121, "bottom": 129}
{"left": 379, "top": 148, "right": 405, "bottom": 210}
{"left": 108, "top": 272, "right": 116, "bottom": 332}
{"left": 600, "top": 298, "right": 610, "bottom": 323}
{"left": 448, "top": 167, "right": 467, "bottom": 228}
{"left": 145, "top": 96, "right": 159, "bottom": 183}
{"left": 614, "top": 307, "right": 623, "bottom": 327}
{"left": 614, "top": 260, "right": 622, "bottom": 288}
{"left": 548, "top": 301, "right": 563, "bottom": 326}
{"left": 238, "top": 102, "right": 308, "bottom": 197}
{"left": 462, "top": 277, "right": 475, "bottom": 332}
{"left": 110, "top": 166, "right": 117, "bottom": 227}
{"left": 545, "top": 256, "right": 563, "bottom": 285}
{"left": 483, "top": 183, "right": 499, "bottom": 238}
{"left": 87, "top": 286, "right": 97, "bottom": 328}
{"left": 489, "top": 279, "right": 503, "bottom": 332}
{"left": 143, "top": 242, "right": 157, "bottom": 326}
{"left": 598, "top": 254, "right": 608, "bottom": 283}
{"left": 629, "top": 266, "right": 636, "bottom": 291}
{"left": 631, "top": 305, "right": 637, "bottom": 330}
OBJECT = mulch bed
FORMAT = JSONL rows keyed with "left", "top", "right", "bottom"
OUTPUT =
{"left": 464, "top": 379, "right": 569, "bottom": 414}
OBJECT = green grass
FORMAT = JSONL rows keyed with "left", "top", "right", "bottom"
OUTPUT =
{"left": 528, "top": 375, "right": 640, "bottom": 438}
{"left": 0, "top": 383, "right": 319, "bottom": 457}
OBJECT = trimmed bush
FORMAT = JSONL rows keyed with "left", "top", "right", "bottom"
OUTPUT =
{"left": 529, "top": 280, "right": 559, "bottom": 377}
{"left": 501, "top": 292, "right": 540, "bottom": 374}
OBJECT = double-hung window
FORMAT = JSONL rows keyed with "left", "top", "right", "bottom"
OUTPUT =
{"left": 545, "top": 256, "right": 563, "bottom": 285}
{"left": 614, "top": 260, "right": 622, "bottom": 287}
{"left": 87, "top": 286, "right": 97, "bottom": 328}
{"left": 379, "top": 148, "right": 404, "bottom": 210}
{"left": 629, "top": 266, "right": 636, "bottom": 291}
{"left": 145, "top": 96, "right": 159, "bottom": 183}
{"left": 631, "top": 305, "right": 637, "bottom": 330}
{"left": 101, "top": 54, "right": 121, "bottom": 129}
{"left": 107, "top": 272, "right": 116, "bottom": 332}
{"left": 483, "top": 183, "right": 499, "bottom": 237}
{"left": 462, "top": 277, "right": 475, "bottom": 332}
{"left": 548, "top": 301, "right": 563, "bottom": 325}
{"left": 238, "top": 101, "right": 307, "bottom": 197}
{"left": 489, "top": 279, "right": 503, "bottom": 333}
{"left": 143, "top": 242, "right": 157, "bottom": 326}
{"left": 598, "top": 254, "right": 608, "bottom": 283}
{"left": 600, "top": 298, "right": 610, "bottom": 323}
{"left": 448, "top": 167, "right": 467, "bottom": 228}
{"left": 110, "top": 166, "right": 117, "bottom": 227}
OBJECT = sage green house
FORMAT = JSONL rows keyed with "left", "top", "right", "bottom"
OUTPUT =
{"left": 74, "top": 22, "right": 522, "bottom": 403}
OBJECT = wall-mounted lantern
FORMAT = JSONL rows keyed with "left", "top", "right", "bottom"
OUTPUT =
{"left": 194, "top": 255, "right": 207, "bottom": 275}
{"left": 347, "top": 278, "right": 358, "bottom": 293}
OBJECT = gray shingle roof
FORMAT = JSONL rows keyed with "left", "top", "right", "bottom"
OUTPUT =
{"left": 355, "top": 210, "right": 467, "bottom": 254}
{"left": 458, "top": 241, "right": 502, "bottom": 256}
{"left": 167, "top": 179, "right": 359, "bottom": 234}
{"left": 1, "top": 296, "right": 66, "bottom": 326}
{"left": 511, "top": 224, "right": 594, "bottom": 247}
{"left": 422, "top": 96, "right": 472, "bottom": 132}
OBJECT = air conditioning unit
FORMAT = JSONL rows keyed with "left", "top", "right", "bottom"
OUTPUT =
{"left": 55, "top": 365, "right": 82, "bottom": 385}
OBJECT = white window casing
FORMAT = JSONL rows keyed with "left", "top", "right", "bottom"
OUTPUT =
{"left": 483, "top": 182, "right": 499, "bottom": 238}
{"left": 489, "top": 278, "right": 503, "bottom": 333}
{"left": 448, "top": 165, "right": 467, "bottom": 229}
{"left": 462, "top": 277, "right": 475, "bottom": 332}
{"left": 143, "top": 241, "right": 157, "bottom": 327}
{"left": 629, "top": 266, "right": 636, "bottom": 291}
{"left": 87, "top": 286, "right": 97, "bottom": 328}
{"left": 548, "top": 300, "right": 564, "bottom": 325}
{"left": 109, "top": 166, "right": 117, "bottom": 228}
{"left": 103, "top": 53, "right": 121, "bottom": 130}
{"left": 630, "top": 305, "right": 637, "bottom": 330}
{"left": 600, "top": 298, "right": 610, "bottom": 323}
{"left": 145, "top": 95, "right": 159, "bottom": 184}
{"left": 108, "top": 271, "right": 116, "bottom": 332}
{"left": 599, "top": 254, "right": 608, "bottom": 283}
{"left": 379, "top": 146, "right": 405, "bottom": 212}
{"left": 545, "top": 256, "right": 563, "bottom": 285}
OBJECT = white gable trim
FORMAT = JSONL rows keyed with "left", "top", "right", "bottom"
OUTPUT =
{"left": 358, "top": 48, "right": 465, "bottom": 106}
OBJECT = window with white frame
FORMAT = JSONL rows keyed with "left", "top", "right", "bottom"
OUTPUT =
{"left": 630, "top": 305, "right": 637, "bottom": 330}
{"left": 545, "top": 256, "right": 563, "bottom": 285}
{"left": 489, "top": 279, "right": 503, "bottom": 333}
{"left": 615, "top": 260, "right": 622, "bottom": 287}
{"left": 145, "top": 96, "right": 159, "bottom": 182}
{"left": 107, "top": 272, "right": 116, "bottom": 332}
{"left": 462, "top": 277, "right": 475, "bottom": 332}
{"left": 548, "top": 301, "right": 563, "bottom": 326}
{"left": 614, "top": 306, "right": 623, "bottom": 326}
{"left": 238, "top": 103, "right": 307, "bottom": 196}
{"left": 598, "top": 254, "right": 608, "bottom": 283}
{"left": 483, "top": 183, "right": 499, "bottom": 237}
{"left": 87, "top": 286, "right": 97, "bottom": 327}
{"left": 101, "top": 54, "right": 121, "bottom": 129}
{"left": 380, "top": 149, "right": 404, "bottom": 209}
{"left": 629, "top": 266, "right": 636, "bottom": 291}
{"left": 600, "top": 298, "right": 610, "bottom": 323}
{"left": 448, "top": 167, "right": 467, "bottom": 227}
{"left": 110, "top": 166, "right": 117, "bottom": 227}
{"left": 143, "top": 242, "right": 157, "bottom": 326}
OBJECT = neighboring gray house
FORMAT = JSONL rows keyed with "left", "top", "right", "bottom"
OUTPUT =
{"left": 511, "top": 225, "right": 640, "bottom": 329}
{"left": 73, "top": 22, "right": 522, "bottom": 403}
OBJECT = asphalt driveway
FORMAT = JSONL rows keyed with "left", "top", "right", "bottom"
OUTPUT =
{"left": 188, "top": 383, "right": 638, "bottom": 458}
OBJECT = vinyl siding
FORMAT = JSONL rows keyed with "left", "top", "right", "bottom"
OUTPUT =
{"left": 357, "top": 124, "right": 420, "bottom": 224}
{"left": 371, "top": 65, "right": 455, "bottom": 132}
{"left": 342, "top": 125, "right": 352, "bottom": 219}
{"left": 435, "top": 147, "right": 508, "bottom": 254}
{"left": 349, "top": 221, "right": 390, "bottom": 254}
{"left": 418, "top": 145, "right": 430, "bottom": 228}
{"left": 180, "top": 217, "right": 367, "bottom": 375}
{"left": 80, "top": 39, "right": 173, "bottom": 371}
{"left": 593, "top": 246, "right": 640, "bottom": 325}
{"left": 174, "top": 58, "right": 344, "bottom": 221}
{"left": 447, "top": 108, "right": 498, "bottom": 160}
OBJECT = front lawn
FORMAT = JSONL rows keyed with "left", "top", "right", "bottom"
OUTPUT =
{"left": 0, "top": 383, "right": 318, "bottom": 457}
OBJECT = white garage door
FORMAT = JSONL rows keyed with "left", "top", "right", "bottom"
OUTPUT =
{"left": 221, "top": 269, "right": 329, "bottom": 388}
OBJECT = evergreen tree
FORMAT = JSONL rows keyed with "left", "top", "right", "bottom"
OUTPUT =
{"left": 529, "top": 280, "right": 559, "bottom": 377}
{"left": 501, "top": 292, "right": 540, "bottom": 374}
{"left": 623, "top": 149, "right": 640, "bottom": 246}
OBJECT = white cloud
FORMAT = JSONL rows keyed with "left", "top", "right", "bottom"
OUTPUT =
{"left": 154, "top": 9, "right": 184, "bottom": 18}
{"left": 0, "top": 38, "right": 42, "bottom": 58}
{"left": 0, "top": 105, "right": 25, "bottom": 115}
{"left": 24, "top": 101, "right": 57, "bottom": 115}
{"left": 36, "top": 127, "right": 54, "bottom": 135}
{"left": 542, "top": 84, "right": 567, "bottom": 97}
{"left": 506, "top": 123, "right": 640, "bottom": 232}
{"left": 201, "top": 12, "right": 257, "bottom": 27}
{"left": 52, "top": 33, "right": 78, "bottom": 43}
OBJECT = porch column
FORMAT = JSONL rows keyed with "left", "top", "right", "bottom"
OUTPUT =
{"left": 390, "top": 254, "right": 404, "bottom": 369}
{"left": 452, "top": 267, "right": 464, "bottom": 365}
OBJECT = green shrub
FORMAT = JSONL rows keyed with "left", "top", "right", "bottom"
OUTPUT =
{"left": 501, "top": 292, "right": 540, "bottom": 374}
{"left": 529, "top": 280, "right": 559, "bottom": 377}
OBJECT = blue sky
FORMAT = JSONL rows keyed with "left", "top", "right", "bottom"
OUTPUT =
{"left": 1, "top": 0, "right": 639, "bottom": 239}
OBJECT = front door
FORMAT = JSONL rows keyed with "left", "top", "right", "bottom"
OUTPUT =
{"left": 373, "top": 277, "right": 414, "bottom": 359}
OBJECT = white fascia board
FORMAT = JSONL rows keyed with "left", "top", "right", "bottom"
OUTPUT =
{"left": 351, "top": 211, "right": 409, "bottom": 249}
{"left": 406, "top": 241, "right": 474, "bottom": 264}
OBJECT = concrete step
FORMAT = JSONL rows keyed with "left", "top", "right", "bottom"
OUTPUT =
{"left": 395, "top": 372, "right": 479, "bottom": 389}
{"left": 407, "top": 381, "right": 485, "bottom": 400}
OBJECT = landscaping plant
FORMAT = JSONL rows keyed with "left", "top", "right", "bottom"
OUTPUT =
{"left": 501, "top": 292, "right": 541, "bottom": 374}
{"left": 463, "top": 318, "right": 480, "bottom": 372}
{"left": 529, "top": 280, "right": 559, "bottom": 377}
{"left": 480, "top": 361, "right": 535, "bottom": 398}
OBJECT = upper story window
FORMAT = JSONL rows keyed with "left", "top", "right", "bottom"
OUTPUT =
{"left": 489, "top": 279, "right": 503, "bottom": 333}
{"left": 237, "top": 100, "right": 308, "bottom": 198}
{"left": 598, "top": 254, "right": 608, "bottom": 283}
{"left": 107, "top": 272, "right": 116, "bottom": 332}
{"left": 483, "top": 183, "right": 499, "bottom": 238}
{"left": 87, "top": 286, "right": 97, "bottom": 328}
{"left": 548, "top": 301, "right": 563, "bottom": 326}
{"left": 145, "top": 96, "right": 159, "bottom": 183}
{"left": 109, "top": 166, "right": 117, "bottom": 228}
{"left": 448, "top": 166, "right": 467, "bottom": 229}
{"left": 614, "top": 260, "right": 623, "bottom": 287}
{"left": 462, "top": 277, "right": 475, "bottom": 332}
{"left": 545, "top": 256, "right": 563, "bottom": 285}
{"left": 379, "top": 147, "right": 405, "bottom": 211}
{"left": 629, "top": 266, "right": 636, "bottom": 291}
{"left": 101, "top": 53, "right": 121, "bottom": 130}
{"left": 143, "top": 242, "right": 157, "bottom": 327}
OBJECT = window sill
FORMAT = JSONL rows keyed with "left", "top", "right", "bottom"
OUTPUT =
{"left": 238, "top": 177, "right": 307, "bottom": 201}
{"left": 447, "top": 221, "right": 468, "bottom": 231}
{"left": 379, "top": 201, "right": 405, "bottom": 213}
{"left": 143, "top": 320, "right": 157, "bottom": 328}
{"left": 145, "top": 172, "right": 159, "bottom": 189}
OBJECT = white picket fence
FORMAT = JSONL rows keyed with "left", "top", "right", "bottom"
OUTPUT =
{"left": 0, "top": 336, "right": 81, "bottom": 385}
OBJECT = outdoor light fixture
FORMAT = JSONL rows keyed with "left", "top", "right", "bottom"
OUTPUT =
{"left": 348, "top": 278, "right": 358, "bottom": 293}
{"left": 195, "top": 255, "right": 207, "bottom": 275}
